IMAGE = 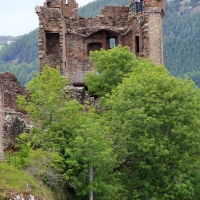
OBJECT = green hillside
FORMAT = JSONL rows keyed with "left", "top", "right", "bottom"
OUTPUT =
{"left": 0, "top": 35, "right": 19, "bottom": 45}
{"left": 163, "top": 0, "right": 200, "bottom": 80}
{"left": 0, "top": 30, "right": 39, "bottom": 85}
{"left": 0, "top": 29, "right": 38, "bottom": 64}
{"left": 79, "top": 0, "right": 129, "bottom": 17}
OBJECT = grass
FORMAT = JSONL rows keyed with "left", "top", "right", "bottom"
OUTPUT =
{"left": 0, "top": 45, "right": 4, "bottom": 51}
{"left": 0, "top": 161, "right": 54, "bottom": 199}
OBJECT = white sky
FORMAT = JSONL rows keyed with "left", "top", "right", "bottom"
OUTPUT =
{"left": 0, "top": 0, "right": 93, "bottom": 37}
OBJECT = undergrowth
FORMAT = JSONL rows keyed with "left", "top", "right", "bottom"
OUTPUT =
{"left": 0, "top": 159, "right": 54, "bottom": 199}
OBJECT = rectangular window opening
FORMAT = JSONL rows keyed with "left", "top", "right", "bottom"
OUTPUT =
{"left": 64, "top": 0, "right": 68, "bottom": 4}
{"left": 109, "top": 38, "right": 116, "bottom": 48}
{"left": 135, "top": 36, "right": 139, "bottom": 54}
{"left": 46, "top": 32, "right": 60, "bottom": 55}
{"left": 87, "top": 43, "right": 102, "bottom": 57}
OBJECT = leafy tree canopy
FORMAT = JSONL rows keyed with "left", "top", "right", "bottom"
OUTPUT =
{"left": 17, "top": 66, "right": 71, "bottom": 128}
{"left": 17, "top": 66, "right": 121, "bottom": 199}
{"left": 85, "top": 45, "right": 142, "bottom": 97}
{"left": 100, "top": 54, "right": 200, "bottom": 199}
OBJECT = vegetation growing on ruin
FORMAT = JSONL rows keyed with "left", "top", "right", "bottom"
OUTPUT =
{"left": 14, "top": 46, "right": 200, "bottom": 199}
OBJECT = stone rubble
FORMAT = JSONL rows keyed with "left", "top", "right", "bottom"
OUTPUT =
{"left": 8, "top": 192, "right": 39, "bottom": 200}
{"left": 3, "top": 114, "right": 32, "bottom": 151}
{"left": 67, "top": 86, "right": 100, "bottom": 109}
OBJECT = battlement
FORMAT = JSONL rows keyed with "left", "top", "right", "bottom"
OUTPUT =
{"left": 36, "top": 0, "right": 165, "bottom": 85}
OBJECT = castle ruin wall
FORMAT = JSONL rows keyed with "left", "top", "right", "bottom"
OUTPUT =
{"left": 0, "top": 72, "right": 31, "bottom": 160}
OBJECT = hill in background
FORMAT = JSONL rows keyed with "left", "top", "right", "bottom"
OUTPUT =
{"left": 0, "top": 30, "right": 39, "bottom": 85}
{"left": 0, "top": 36, "right": 20, "bottom": 45}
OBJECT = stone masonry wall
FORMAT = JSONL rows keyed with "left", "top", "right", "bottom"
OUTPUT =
{"left": 148, "top": 10, "right": 164, "bottom": 65}
{"left": 0, "top": 72, "right": 30, "bottom": 160}
{"left": 67, "top": 86, "right": 99, "bottom": 109}
{"left": 0, "top": 72, "right": 28, "bottom": 111}
{"left": 3, "top": 109, "right": 31, "bottom": 151}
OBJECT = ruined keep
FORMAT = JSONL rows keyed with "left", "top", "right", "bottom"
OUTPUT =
{"left": 36, "top": 0, "right": 165, "bottom": 85}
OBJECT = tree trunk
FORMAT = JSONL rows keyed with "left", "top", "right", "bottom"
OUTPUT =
{"left": 89, "top": 150, "right": 93, "bottom": 200}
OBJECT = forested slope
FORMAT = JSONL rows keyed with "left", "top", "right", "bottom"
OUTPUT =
{"left": 0, "top": 30, "right": 39, "bottom": 85}
{"left": 163, "top": 0, "right": 200, "bottom": 83}
{"left": 0, "top": 0, "right": 200, "bottom": 86}
{"left": 79, "top": 0, "right": 129, "bottom": 17}
{"left": 0, "top": 29, "right": 38, "bottom": 64}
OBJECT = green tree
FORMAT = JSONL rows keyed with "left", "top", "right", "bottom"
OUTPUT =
{"left": 101, "top": 63, "right": 200, "bottom": 199}
{"left": 17, "top": 66, "right": 71, "bottom": 128}
{"left": 85, "top": 46, "right": 139, "bottom": 96}
{"left": 64, "top": 111, "right": 124, "bottom": 199}
{"left": 17, "top": 66, "right": 122, "bottom": 199}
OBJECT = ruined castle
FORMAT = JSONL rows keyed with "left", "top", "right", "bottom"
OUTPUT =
{"left": 36, "top": 0, "right": 165, "bottom": 85}
{"left": 0, "top": 0, "right": 165, "bottom": 160}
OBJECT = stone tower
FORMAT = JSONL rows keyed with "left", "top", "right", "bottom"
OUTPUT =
{"left": 36, "top": 0, "right": 165, "bottom": 85}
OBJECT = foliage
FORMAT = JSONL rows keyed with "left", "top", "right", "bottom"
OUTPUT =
{"left": 17, "top": 66, "right": 70, "bottom": 128}
{"left": 100, "top": 61, "right": 200, "bottom": 199}
{"left": 0, "top": 30, "right": 39, "bottom": 86}
{"left": 64, "top": 111, "right": 124, "bottom": 199}
{"left": 15, "top": 46, "right": 200, "bottom": 199}
{"left": 85, "top": 46, "right": 138, "bottom": 96}
{"left": 17, "top": 66, "right": 122, "bottom": 199}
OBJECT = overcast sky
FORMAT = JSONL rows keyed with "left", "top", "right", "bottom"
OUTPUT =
{"left": 0, "top": 0, "right": 94, "bottom": 37}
